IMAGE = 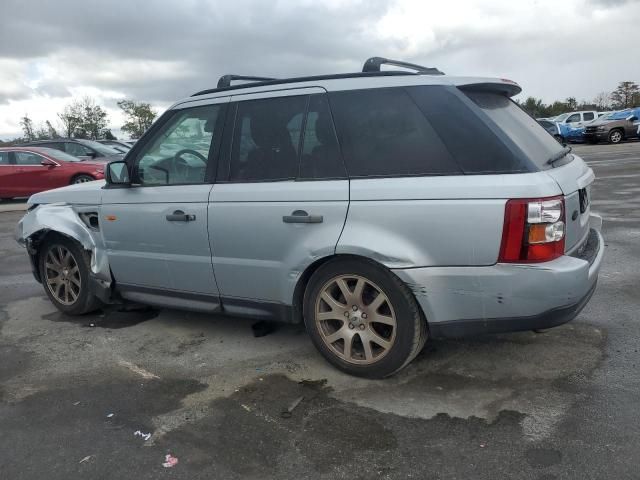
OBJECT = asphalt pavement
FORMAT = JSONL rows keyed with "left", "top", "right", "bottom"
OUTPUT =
{"left": 1, "top": 141, "right": 639, "bottom": 479}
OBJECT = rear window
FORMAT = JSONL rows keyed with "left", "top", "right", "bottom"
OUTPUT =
{"left": 462, "top": 90, "right": 565, "bottom": 170}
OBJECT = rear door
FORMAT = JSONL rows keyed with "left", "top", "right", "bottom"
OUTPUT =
{"left": 101, "top": 98, "right": 228, "bottom": 309}
{"left": 209, "top": 89, "right": 349, "bottom": 309}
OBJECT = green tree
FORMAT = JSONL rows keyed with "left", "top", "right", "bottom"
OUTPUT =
{"left": 611, "top": 81, "right": 640, "bottom": 109}
{"left": 565, "top": 97, "right": 578, "bottom": 111}
{"left": 103, "top": 129, "right": 116, "bottom": 140}
{"left": 58, "top": 101, "right": 83, "bottom": 137}
{"left": 19, "top": 114, "right": 35, "bottom": 141}
{"left": 76, "top": 97, "right": 108, "bottom": 140}
{"left": 593, "top": 92, "right": 611, "bottom": 111}
{"left": 118, "top": 100, "right": 157, "bottom": 139}
{"left": 46, "top": 120, "right": 59, "bottom": 139}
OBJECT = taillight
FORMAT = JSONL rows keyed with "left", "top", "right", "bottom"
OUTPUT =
{"left": 498, "top": 196, "right": 565, "bottom": 263}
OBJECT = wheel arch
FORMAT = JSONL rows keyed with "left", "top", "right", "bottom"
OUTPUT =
{"left": 291, "top": 253, "right": 428, "bottom": 327}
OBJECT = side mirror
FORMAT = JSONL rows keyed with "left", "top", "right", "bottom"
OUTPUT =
{"left": 105, "top": 161, "right": 131, "bottom": 186}
{"left": 629, "top": 116, "right": 638, "bottom": 122}
{"left": 41, "top": 158, "right": 58, "bottom": 167}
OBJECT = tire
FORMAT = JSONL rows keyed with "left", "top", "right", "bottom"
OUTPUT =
{"left": 608, "top": 129, "right": 624, "bottom": 144}
{"left": 38, "top": 234, "right": 101, "bottom": 315}
{"left": 71, "top": 174, "right": 95, "bottom": 184}
{"left": 303, "top": 257, "right": 427, "bottom": 378}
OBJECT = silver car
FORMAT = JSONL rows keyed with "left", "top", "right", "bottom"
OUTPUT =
{"left": 16, "top": 57, "right": 604, "bottom": 378}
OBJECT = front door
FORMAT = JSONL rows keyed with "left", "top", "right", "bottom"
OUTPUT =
{"left": 101, "top": 98, "right": 228, "bottom": 310}
{"left": 11, "top": 150, "right": 55, "bottom": 196}
{"left": 209, "top": 90, "right": 349, "bottom": 312}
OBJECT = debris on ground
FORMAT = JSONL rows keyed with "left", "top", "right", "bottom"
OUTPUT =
{"left": 251, "top": 320, "right": 278, "bottom": 337}
{"left": 281, "top": 395, "right": 304, "bottom": 418}
{"left": 240, "top": 404, "right": 252, "bottom": 412}
{"left": 73, "top": 401, "right": 81, "bottom": 406}
{"left": 106, "top": 413, "right": 114, "bottom": 418}
{"left": 134, "top": 430, "right": 152, "bottom": 441}
{"left": 79, "top": 455, "right": 94, "bottom": 464}
{"left": 162, "top": 454, "right": 179, "bottom": 468}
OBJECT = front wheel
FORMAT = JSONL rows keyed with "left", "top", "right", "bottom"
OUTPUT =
{"left": 608, "top": 129, "right": 623, "bottom": 144}
{"left": 303, "top": 258, "right": 427, "bottom": 378}
{"left": 71, "top": 174, "right": 95, "bottom": 184}
{"left": 39, "top": 234, "right": 101, "bottom": 315}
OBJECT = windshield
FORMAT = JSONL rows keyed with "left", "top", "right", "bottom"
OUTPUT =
{"left": 38, "top": 147, "right": 84, "bottom": 162}
{"left": 603, "top": 110, "right": 633, "bottom": 121}
{"left": 466, "top": 91, "right": 566, "bottom": 170}
{"left": 553, "top": 113, "right": 569, "bottom": 122}
{"left": 76, "top": 139, "right": 121, "bottom": 156}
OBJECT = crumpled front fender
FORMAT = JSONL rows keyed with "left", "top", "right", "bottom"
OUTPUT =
{"left": 15, "top": 203, "right": 111, "bottom": 285}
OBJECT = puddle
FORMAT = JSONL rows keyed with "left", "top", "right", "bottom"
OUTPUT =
{"left": 43, "top": 306, "right": 159, "bottom": 329}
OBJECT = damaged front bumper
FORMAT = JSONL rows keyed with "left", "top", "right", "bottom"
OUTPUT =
{"left": 15, "top": 203, "right": 114, "bottom": 303}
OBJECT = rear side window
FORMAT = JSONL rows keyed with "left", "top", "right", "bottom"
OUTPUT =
{"left": 407, "top": 86, "right": 531, "bottom": 174}
{"left": 0, "top": 152, "right": 9, "bottom": 165}
{"left": 329, "top": 88, "right": 461, "bottom": 177}
{"left": 583, "top": 112, "right": 595, "bottom": 121}
{"left": 65, "top": 142, "right": 92, "bottom": 157}
{"left": 462, "top": 90, "right": 565, "bottom": 170}
{"left": 299, "top": 94, "right": 345, "bottom": 179}
{"left": 230, "top": 96, "right": 307, "bottom": 182}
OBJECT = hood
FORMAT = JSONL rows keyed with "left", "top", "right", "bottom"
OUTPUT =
{"left": 28, "top": 179, "right": 105, "bottom": 206}
{"left": 95, "top": 154, "right": 124, "bottom": 163}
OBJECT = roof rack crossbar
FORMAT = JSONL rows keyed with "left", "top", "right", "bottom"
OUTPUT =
{"left": 217, "top": 75, "right": 278, "bottom": 89}
{"left": 362, "top": 56, "right": 444, "bottom": 75}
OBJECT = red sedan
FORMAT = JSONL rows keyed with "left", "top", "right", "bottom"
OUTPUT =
{"left": 0, "top": 146, "right": 106, "bottom": 200}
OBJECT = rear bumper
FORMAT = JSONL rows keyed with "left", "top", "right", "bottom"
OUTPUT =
{"left": 392, "top": 219, "right": 604, "bottom": 338}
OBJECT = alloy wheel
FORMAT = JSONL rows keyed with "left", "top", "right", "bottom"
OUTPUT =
{"left": 314, "top": 274, "right": 397, "bottom": 365}
{"left": 610, "top": 131, "right": 622, "bottom": 143}
{"left": 44, "top": 245, "right": 81, "bottom": 305}
{"left": 73, "top": 175, "right": 94, "bottom": 184}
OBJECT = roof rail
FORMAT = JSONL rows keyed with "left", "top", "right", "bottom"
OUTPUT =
{"left": 217, "top": 75, "right": 278, "bottom": 89}
{"left": 362, "top": 56, "right": 444, "bottom": 75}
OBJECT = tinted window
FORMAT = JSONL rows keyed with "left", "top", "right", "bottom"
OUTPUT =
{"left": 65, "top": 142, "right": 93, "bottom": 157}
{"left": 583, "top": 112, "right": 595, "bottom": 121}
{"left": 330, "top": 88, "right": 460, "bottom": 178}
{"left": 0, "top": 152, "right": 9, "bottom": 165}
{"left": 133, "top": 104, "right": 223, "bottom": 186}
{"left": 15, "top": 152, "right": 44, "bottom": 165}
{"left": 299, "top": 94, "right": 345, "bottom": 179}
{"left": 463, "top": 90, "right": 564, "bottom": 170}
{"left": 229, "top": 95, "right": 307, "bottom": 182}
{"left": 409, "top": 86, "right": 532, "bottom": 174}
{"left": 39, "top": 147, "right": 82, "bottom": 162}
{"left": 566, "top": 113, "right": 580, "bottom": 123}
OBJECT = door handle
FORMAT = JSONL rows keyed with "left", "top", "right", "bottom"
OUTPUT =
{"left": 283, "top": 210, "right": 323, "bottom": 224}
{"left": 166, "top": 210, "right": 196, "bottom": 222}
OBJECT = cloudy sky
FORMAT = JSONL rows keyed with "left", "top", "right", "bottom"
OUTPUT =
{"left": 1, "top": 0, "right": 639, "bottom": 139}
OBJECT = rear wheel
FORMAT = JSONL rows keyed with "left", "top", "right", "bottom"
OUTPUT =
{"left": 608, "top": 129, "right": 623, "bottom": 144}
{"left": 303, "top": 258, "right": 427, "bottom": 378}
{"left": 39, "top": 235, "right": 101, "bottom": 315}
{"left": 71, "top": 174, "right": 95, "bottom": 184}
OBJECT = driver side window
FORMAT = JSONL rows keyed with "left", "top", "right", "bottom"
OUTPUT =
{"left": 133, "top": 104, "right": 223, "bottom": 186}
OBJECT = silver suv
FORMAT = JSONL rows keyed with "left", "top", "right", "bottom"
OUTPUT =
{"left": 16, "top": 57, "right": 604, "bottom": 378}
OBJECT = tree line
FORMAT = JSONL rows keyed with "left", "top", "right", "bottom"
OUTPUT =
{"left": 518, "top": 81, "right": 640, "bottom": 119}
{"left": 0, "top": 97, "right": 157, "bottom": 146}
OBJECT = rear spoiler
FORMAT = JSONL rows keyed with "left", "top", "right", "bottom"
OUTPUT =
{"left": 458, "top": 79, "right": 522, "bottom": 97}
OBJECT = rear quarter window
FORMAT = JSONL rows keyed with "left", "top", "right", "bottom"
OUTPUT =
{"left": 329, "top": 88, "right": 462, "bottom": 178}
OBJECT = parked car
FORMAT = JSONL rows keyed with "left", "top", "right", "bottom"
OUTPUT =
{"left": 97, "top": 140, "right": 132, "bottom": 153}
{"left": 0, "top": 147, "right": 105, "bottom": 200}
{"left": 22, "top": 138, "right": 124, "bottom": 162}
{"left": 552, "top": 111, "right": 599, "bottom": 127}
{"left": 583, "top": 108, "right": 640, "bottom": 144}
{"left": 16, "top": 57, "right": 603, "bottom": 378}
{"left": 537, "top": 119, "right": 561, "bottom": 138}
